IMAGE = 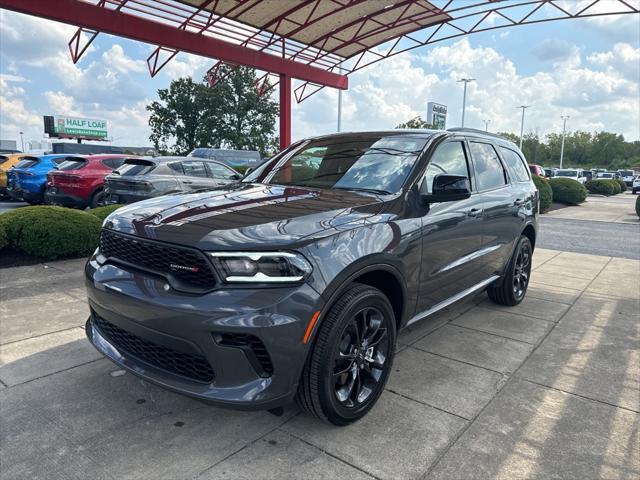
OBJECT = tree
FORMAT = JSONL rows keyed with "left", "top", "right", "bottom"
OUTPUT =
{"left": 147, "top": 67, "right": 279, "bottom": 156}
{"left": 396, "top": 116, "right": 436, "bottom": 129}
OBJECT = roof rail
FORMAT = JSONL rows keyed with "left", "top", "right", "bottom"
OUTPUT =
{"left": 447, "top": 127, "right": 510, "bottom": 141}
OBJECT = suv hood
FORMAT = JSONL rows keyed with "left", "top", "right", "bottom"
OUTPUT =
{"left": 105, "top": 183, "right": 392, "bottom": 250}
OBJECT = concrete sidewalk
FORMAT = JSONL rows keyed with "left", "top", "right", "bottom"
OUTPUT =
{"left": 1, "top": 249, "right": 638, "bottom": 479}
{"left": 545, "top": 192, "right": 639, "bottom": 224}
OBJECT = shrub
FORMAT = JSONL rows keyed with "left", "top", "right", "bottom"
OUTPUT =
{"left": 548, "top": 178, "right": 587, "bottom": 205}
{"left": 609, "top": 179, "right": 622, "bottom": 194}
{"left": 636, "top": 195, "right": 640, "bottom": 218}
{"left": 615, "top": 179, "right": 627, "bottom": 193}
{"left": 89, "top": 204, "right": 123, "bottom": 222}
{"left": 0, "top": 206, "right": 101, "bottom": 260}
{"left": 0, "top": 223, "right": 7, "bottom": 251}
{"left": 585, "top": 179, "right": 617, "bottom": 196}
{"left": 532, "top": 175, "right": 553, "bottom": 212}
{"left": 233, "top": 165, "right": 250, "bottom": 175}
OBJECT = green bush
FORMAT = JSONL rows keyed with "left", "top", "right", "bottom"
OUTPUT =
{"left": 610, "top": 179, "right": 622, "bottom": 194}
{"left": 0, "top": 206, "right": 101, "bottom": 260}
{"left": 0, "top": 223, "right": 7, "bottom": 251}
{"left": 89, "top": 204, "right": 123, "bottom": 222}
{"left": 636, "top": 195, "right": 640, "bottom": 218}
{"left": 532, "top": 175, "right": 553, "bottom": 213}
{"left": 548, "top": 178, "right": 588, "bottom": 205}
{"left": 585, "top": 179, "right": 618, "bottom": 196}
{"left": 233, "top": 166, "right": 250, "bottom": 175}
{"left": 615, "top": 179, "right": 627, "bottom": 193}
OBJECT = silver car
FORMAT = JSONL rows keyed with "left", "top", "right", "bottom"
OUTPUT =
{"left": 104, "top": 156, "right": 241, "bottom": 204}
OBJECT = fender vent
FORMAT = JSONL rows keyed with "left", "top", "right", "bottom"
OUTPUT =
{"left": 214, "top": 333, "right": 274, "bottom": 377}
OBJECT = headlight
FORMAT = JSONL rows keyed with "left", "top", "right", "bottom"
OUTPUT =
{"left": 208, "top": 251, "right": 312, "bottom": 283}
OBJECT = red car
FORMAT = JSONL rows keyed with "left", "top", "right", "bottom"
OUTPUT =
{"left": 45, "top": 154, "right": 131, "bottom": 208}
{"left": 528, "top": 164, "right": 545, "bottom": 177}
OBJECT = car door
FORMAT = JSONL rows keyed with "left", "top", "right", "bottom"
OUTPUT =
{"left": 179, "top": 160, "right": 215, "bottom": 191}
{"left": 469, "top": 141, "right": 525, "bottom": 278}
{"left": 416, "top": 139, "right": 487, "bottom": 312}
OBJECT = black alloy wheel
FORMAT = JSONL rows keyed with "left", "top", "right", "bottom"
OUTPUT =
{"left": 487, "top": 235, "right": 533, "bottom": 306}
{"left": 296, "top": 283, "right": 396, "bottom": 425}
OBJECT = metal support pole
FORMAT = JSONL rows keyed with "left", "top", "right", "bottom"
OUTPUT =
{"left": 559, "top": 115, "right": 569, "bottom": 169}
{"left": 337, "top": 89, "right": 342, "bottom": 132}
{"left": 279, "top": 74, "right": 291, "bottom": 151}
{"left": 458, "top": 78, "right": 474, "bottom": 127}
{"left": 518, "top": 105, "right": 530, "bottom": 150}
{"left": 483, "top": 119, "right": 490, "bottom": 131}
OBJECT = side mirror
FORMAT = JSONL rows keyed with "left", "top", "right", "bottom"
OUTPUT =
{"left": 232, "top": 173, "right": 242, "bottom": 180}
{"left": 421, "top": 174, "right": 471, "bottom": 203}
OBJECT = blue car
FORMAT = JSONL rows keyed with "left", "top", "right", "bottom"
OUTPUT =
{"left": 6, "top": 154, "right": 76, "bottom": 204}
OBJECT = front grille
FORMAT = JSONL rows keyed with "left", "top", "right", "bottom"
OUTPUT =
{"left": 93, "top": 315, "right": 215, "bottom": 383}
{"left": 215, "top": 333, "right": 274, "bottom": 377}
{"left": 99, "top": 229, "right": 216, "bottom": 290}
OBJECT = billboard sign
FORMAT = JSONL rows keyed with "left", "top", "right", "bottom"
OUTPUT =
{"left": 427, "top": 102, "right": 447, "bottom": 130}
{"left": 44, "top": 115, "right": 108, "bottom": 140}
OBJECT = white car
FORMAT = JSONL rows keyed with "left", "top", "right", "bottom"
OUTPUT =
{"left": 632, "top": 176, "right": 640, "bottom": 194}
{"left": 556, "top": 168, "right": 587, "bottom": 184}
{"left": 618, "top": 170, "right": 635, "bottom": 186}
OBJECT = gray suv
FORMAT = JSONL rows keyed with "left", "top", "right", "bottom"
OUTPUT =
{"left": 104, "top": 156, "right": 241, "bottom": 204}
{"left": 86, "top": 129, "right": 538, "bottom": 425}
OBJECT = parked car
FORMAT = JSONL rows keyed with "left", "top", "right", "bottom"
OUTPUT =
{"left": 104, "top": 156, "right": 241, "bottom": 204}
{"left": 45, "top": 154, "right": 130, "bottom": 208}
{"left": 188, "top": 148, "right": 262, "bottom": 169}
{"left": 6, "top": 154, "right": 76, "bottom": 204}
{"left": 555, "top": 168, "right": 587, "bottom": 184}
{"left": 0, "top": 153, "right": 37, "bottom": 197}
{"left": 596, "top": 172, "right": 615, "bottom": 179}
{"left": 617, "top": 170, "right": 635, "bottom": 186}
{"left": 632, "top": 176, "right": 640, "bottom": 194}
{"left": 528, "top": 164, "right": 545, "bottom": 177}
{"left": 86, "top": 129, "right": 538, "bottom": 425}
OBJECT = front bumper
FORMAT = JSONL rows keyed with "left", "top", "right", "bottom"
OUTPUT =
{"left": 85, "top": 255, "right": 323, "bottom": 410}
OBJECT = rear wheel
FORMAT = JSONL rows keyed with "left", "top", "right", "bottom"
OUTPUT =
{"left": 90, "top": 189, "right": 105, "bottom": 208}
{"left": 487, "top": 235, "right": 532, "bottom": 306}
{"left": 296, "top": 283, "right": 396, "bottom": 426}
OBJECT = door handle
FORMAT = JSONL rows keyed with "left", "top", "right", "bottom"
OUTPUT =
{"left": 182, "top": 180, "right": 193, "bottom": 184}
{"left": 467, "top": 208, "right": 482, "bottom": 217}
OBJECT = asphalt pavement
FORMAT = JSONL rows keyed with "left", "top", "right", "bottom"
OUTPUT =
{"left": 0, "top": 200, "right": 27, "bottom": 213}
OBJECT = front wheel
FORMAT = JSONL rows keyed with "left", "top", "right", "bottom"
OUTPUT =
{"left": 487, "top": 235, "right": 532, "bottom": 306}
{"left": 296, "top": 283, "right": 396, "bottom": 426}
{"left": 90, "top": 189, "right": 106, "bottom": 208}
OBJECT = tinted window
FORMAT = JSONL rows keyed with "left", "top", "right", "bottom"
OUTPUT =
{"left": 101, "top": 158, "right": 126, "bottom": 169}
{"left": 181, "top": 161, "right": 208, "bottom": 178}
{"left": 557, "top": 170, "right": 578, "bottom": 177}
{"left": 423, "top": 142, "right": 470, "bottom": 193}
{"left": 206, "top": 162, "right": 237, "bottom": 179}
{"left": 168, "top": 162, "right": 184, "bottom": 174}
{"left": 0, "top": 156, "right": 8, "bottom": 165}
{"left": 499, "top": 147, "right": 530, "bottom": 182}
{"left": 470, "top": 142, "right": 507, "bottom": 191}
{"left": 57, "top": 158, "right": 87, "bottom": 171}
{"left": 115, "top": 160, "right": 156, "bottom": 176}
{"left": 15, "top": 159, "right": 39, "bottom": 169}
{"left": 244, "top": 135, "right": 430, "bottom": 194}
{"left": 189, "top": 148, "right": 213, "bottom": 159}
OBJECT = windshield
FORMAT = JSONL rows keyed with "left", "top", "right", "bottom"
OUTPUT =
{"left": 619, "top": 170, "right": 633, "bottom": 176}
{"left": 114, "top": 160, "right": 156, "bottom": 176}
{"left": 242, "top": 134, "right": 430, "bottom": 194}
{"left": 598, "top": 173, "right": 613, "bottom": 178}
{"left": 56, "top": 158, "right": 87, "bottom": 171}
{"left": 557, "top": 170, "right": 577, "bottom": 177}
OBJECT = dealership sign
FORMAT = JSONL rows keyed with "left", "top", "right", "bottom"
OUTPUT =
{"left": 44, "top": 115, "right": 108, "bottom": 140}
{"left": 427, "top": 102, "right": 447, "bottom": 130}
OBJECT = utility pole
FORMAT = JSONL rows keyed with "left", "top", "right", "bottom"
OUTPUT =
{"left": 458, "top": 78, "right": 475, "bottom": 127}
{"left": 517, "top": 105, "right": 530, "bottom": 149}
{"left": 337, "top": 66, "right": 343, "bottom": 132}
{"left": 19, "top": 131, "right": 24, "bottom": 152}
{"left": 559, "top": 115, "right": 569, "bottom": 169}
{"left": 483, "top": 119, "right": 491, "bottom": 132}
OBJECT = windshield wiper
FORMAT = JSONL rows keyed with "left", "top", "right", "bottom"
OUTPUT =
{"left": 334, "top": 186, "right": 392, "bottom": 195}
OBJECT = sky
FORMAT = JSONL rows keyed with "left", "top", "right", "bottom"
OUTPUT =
{"left": 0, "top": 2, "right": 639, "bottom": 150}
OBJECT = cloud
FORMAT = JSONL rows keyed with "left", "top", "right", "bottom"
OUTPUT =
{"left": 531, "top": 39, "right": 582, "bottom": 67}
{"left": 588, "top": 42, "right": 640, "bottom": 81}
{"left": 101, "top": 45, "right": 146, "bottom": 74}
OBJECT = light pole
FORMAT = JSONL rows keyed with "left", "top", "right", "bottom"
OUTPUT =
{"left": 337, "top": 66, "right": 343, "bottom": 132}
{"left": 559, "top": 115, "right": 569, "bottom": 169}
{"left": 517, "top": 105, "right": 530, "bottom": 149}
{"left": 458, "top": 78, "right": 475, "bottom": 127}
{"left": 19, "top": 131, "right": 24, "bottom": 152}
{"left": 483, "top": 119, "right": 491, "bottom": 132}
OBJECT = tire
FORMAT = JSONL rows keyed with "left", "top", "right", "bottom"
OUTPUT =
{"left": 296, "top": 283, "right": 397, "bottom": 426}
{"left": 90, "top": 189, "right": 105, "bottom": 208}
{"left": 487, "top": 235, "right": 532, "bottom": 306}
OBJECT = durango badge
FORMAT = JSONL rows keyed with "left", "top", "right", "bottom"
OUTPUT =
{"left": 169, "top": 263, "right": 201, "bottom": 273}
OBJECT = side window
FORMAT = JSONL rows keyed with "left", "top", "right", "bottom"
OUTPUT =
{"left": 101, "top": 159, "right": 114, "bottom": 169}
{"left": 499, "top": 147, "right": 530, "bottom": 182}
{"left": 206, "top": 162, "right": 237, "bottom": 179}
{"left": 423, "top": 142, "right": 470, "bottom": 193}
{"left": 181, "top": 161, "right": 208, "bottom": 178}
{"left": 168, "top": 162, "right": 184, "bottom": 174}
{"left": 470, "top": 142, "right": 507, "bottom": 191}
